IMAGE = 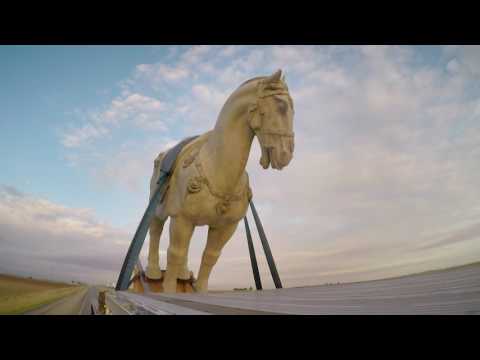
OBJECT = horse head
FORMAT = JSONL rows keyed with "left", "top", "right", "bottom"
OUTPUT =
{"left": 247, "top": 69, "right": 295, "bottom": 170}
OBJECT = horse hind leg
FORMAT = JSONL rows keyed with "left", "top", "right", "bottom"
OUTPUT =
{"left": 178, "top": 255, "right": 192, "bottom": 280}
{"left": 196, "top": 222, "right": 239, "bottom": 293}
{"left": 145, "top": 216, "right": 166, "bottom": 280}
{"left": 145, "top": 151, "right": 167, "bottom": 280}
{"left": 162, "top": 216, "right": 195, "bottom": 293}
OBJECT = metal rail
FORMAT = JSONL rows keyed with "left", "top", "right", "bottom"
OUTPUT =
{"left": 249, "top": 200, "right": 283, "bottom": 289}
{"left": 244, "top": 216, "right": 262, "bottom": 290}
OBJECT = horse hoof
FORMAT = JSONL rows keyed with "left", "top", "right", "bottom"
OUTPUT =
{"left": 194, "top": 282, "right": 208, "bottom": 293}
{"left": 145, "top": 266, "right": 163, "bottom": 280}
{"left": 163, "top": 282, "right": 177, "bottom": 293}
{"left": 178, "top": 269, "right": 193, "bottom": 280}
{"left": 163, "top": 276, "right": 177, "bottom": 293}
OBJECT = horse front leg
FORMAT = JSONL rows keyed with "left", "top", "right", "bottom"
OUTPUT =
{"left": 162, "top": 215, "right": 195, "bottom": 293}
{"left": 178, "top": 256, "right": 193, "bottom": 280}
{"left": 196, "top": 222, "right": 239, "bottom": 293}
{"left": 145, "top": 216, "right": 166, "bottom": 280}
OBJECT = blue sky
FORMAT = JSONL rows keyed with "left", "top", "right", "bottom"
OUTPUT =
{"left": 0, "top": 46, "right": 168, "bottom": 225}
{"left": 1, "top": 45, "right": 480, "bottom": 289}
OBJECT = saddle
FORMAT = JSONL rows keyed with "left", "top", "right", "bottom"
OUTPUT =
{"left": 159, "top": 135, "right": 199, "bottom": 176}
{"left": 153, "top": 135, "right": 205, "bottom": 204}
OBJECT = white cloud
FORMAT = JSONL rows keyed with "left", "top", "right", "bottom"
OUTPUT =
{"left": 61, "top": 93, "right": 167, "bottom": 148}
{"left": 0, "top": 185, "right": 130, "bottom": 284}
{"left": 61, "top": 123, "right": 109, "bottom": 148}
{"left": 458, "top": 46, "right": 480, "bottom": 76}
{"left": 219, "top": 45, "right": 243, "bottom": 57}
{"left": 447, "top": 58, "right": 460, "bottom": 73}
{"left": 136, "top": 63, "right": 190, "bottom": 83}
{"left": 191, "top": 84, "right": 228, "bottom": 109}
{"left": 94, "top": 137, "right": 179, "bottom": 193}
{"left": 179, "top": 45, "right": 212, "bottom": 64}
{"left": 442, "top": 45, "right": 480, "bottom": 77}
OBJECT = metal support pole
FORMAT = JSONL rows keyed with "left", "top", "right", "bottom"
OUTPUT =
{"left": 115, "top": 172, "right": 168, "bottom": 291}
{"left": 249, "top": 200, "right": 283, "bottom": 289}
{"left": 244, "top": 216, "right": 262, "bottom": 290}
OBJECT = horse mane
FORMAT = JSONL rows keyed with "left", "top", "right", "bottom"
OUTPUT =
{"left": 237, "top": 74, "right": 289, "bottom": 92}
{"left": 234, "top": 74, "right": 292, "bottom": 109}
{"left": 237, "top": 76, "right": 266, "bottom": 89}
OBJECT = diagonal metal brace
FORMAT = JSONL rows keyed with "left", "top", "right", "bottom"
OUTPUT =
{"left": 244, "top": 216, "right": 263, "bottom": 290}
{"left": 115, "top": 171, "right": 169, "bottom": 291}
{"left": 249, "top": 200, "right": 283, "bottom": 289}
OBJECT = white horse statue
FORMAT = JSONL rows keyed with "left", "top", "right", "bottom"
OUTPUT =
{"left": 145, "top": 69, "right": 295, "bottom": 293}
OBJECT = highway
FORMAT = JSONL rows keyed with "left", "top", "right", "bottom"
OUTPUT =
{"left": 26, "top": 286, "right": 99, "bottom": 315}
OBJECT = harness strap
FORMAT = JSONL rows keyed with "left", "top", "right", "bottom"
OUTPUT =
{"left": 247, "top": 79, "right": 294, "bottom": 138}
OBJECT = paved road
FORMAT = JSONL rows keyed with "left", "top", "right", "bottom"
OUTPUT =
{"left": 148, "top": 262, "right": 480, "bottom": 314}
{"left": 79, "top": 286, "right": 100, "bottom": 315}
{"left": 26, "top": 286, "right": 98, "bottom": 315}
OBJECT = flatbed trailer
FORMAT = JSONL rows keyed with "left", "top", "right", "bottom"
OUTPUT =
{"left": 100, "top": 262, "right": 480, "bottom": 315}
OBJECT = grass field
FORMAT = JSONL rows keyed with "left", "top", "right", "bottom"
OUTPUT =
{"left": 0, "top": 274, "right": 84, "bottom": 314}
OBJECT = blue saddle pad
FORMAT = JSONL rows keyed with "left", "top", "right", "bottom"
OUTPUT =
{"left": 160, "top": 135, "right": 199, "bottom": 175}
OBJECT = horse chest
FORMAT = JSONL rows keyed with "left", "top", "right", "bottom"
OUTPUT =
{"left": 162, "top": 145, "right": 252, "bottom": 226}
{"left": 182, "top": 186, "right": 249, "bottom": 226}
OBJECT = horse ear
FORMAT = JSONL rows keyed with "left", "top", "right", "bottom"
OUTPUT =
{"left": 266, "top": 69, "right": 282, "bottom": 83}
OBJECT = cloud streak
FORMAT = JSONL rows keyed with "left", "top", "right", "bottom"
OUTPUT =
{"left": 61, "top": 93, "right": 167, "bottom": 148}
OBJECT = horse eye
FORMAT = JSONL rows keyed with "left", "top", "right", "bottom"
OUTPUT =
{"left": 274, "top": 97, "right": 289, "bottom": 115}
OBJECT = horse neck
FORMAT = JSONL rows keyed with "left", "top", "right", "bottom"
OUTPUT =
{"left": 201, "top": 86, "right": 256, "bottom": 193}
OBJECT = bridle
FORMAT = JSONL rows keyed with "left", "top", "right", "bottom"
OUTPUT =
{"left": 247, "top": 79, "right": 295, "bottom": 139}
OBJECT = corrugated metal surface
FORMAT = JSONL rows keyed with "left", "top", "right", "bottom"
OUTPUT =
{"left": 149, "top": 263, "right": 480, "bottom": 315}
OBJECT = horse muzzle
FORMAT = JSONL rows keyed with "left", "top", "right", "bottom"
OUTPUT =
{"left": 258, "top": 133, "right": 294, "bottom": 170}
